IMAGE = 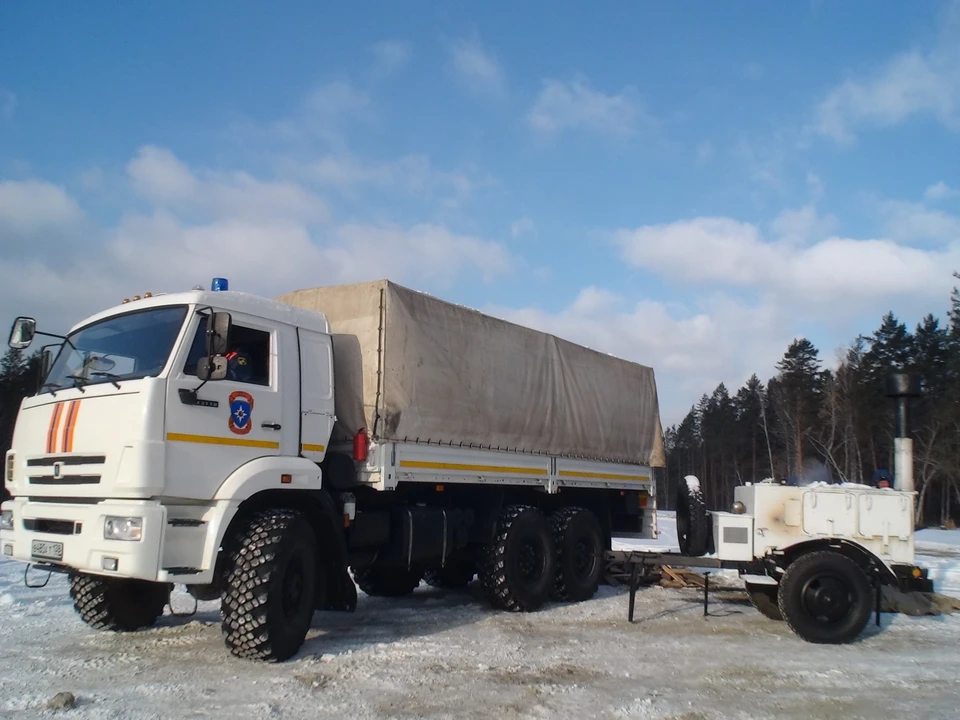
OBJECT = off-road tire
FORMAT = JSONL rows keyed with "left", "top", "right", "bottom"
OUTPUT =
{"left": 777, "top": 550, "right": 872, "bottom": 644}
{"left": 351, "top": 565, "right": 423, "bottom": 597}
{"left": 550, "top": 507, "right": 604, "bottom": 602}
{"left": 220, "top": 509, "right": 320, "bottom": 662}
{"left": 745, "top": 581, "right": 783, "bottom": 621}
{"left": 480, "top": 505, "right": 556, "bottom": 612}
{"left": 423, "top": 562, "right": 476, "bottom": 589}
{"left": 69, "top": 573, "right": 170, "bottom": 631}
{"left": 676, "top": 475, "right": 710, "bottom": 557}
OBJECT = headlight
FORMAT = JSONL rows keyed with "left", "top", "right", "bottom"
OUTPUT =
{"left": 104, "top": 516, "right": 142, "bottom": 541}
{"left": 5, "top": 453, "right": 13, "bottom": 484}
{"left": 0, "top": 510, "right": 12, "bottom": 531}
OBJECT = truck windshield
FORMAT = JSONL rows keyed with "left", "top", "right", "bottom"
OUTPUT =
{"left": 42, "top": 305, "right": 188, "bottom": 393}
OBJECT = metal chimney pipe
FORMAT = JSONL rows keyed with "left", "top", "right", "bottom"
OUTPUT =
{"left": 884, "top": 373, "right": 922, "bottom": 493}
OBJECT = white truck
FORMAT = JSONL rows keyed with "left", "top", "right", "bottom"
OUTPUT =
{"left": 1, "top": 278, "right": 663, "bottom": 661}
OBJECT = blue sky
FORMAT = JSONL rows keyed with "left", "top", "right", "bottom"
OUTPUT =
{"left": 2, "top": 1, "right": 960, "bottom": 425}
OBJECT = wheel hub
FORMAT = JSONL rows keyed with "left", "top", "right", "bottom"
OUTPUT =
{"left": 572, "top": 537, "right": 596, "bottom": 579}
{"left": 518, "top": 539, "right": 544, "bottom": 582}
{"left": 281, "top": 556, "right": 305, "bottom": 620}
{"left": 801, "top": 575, "right": 851, "bottom": 623}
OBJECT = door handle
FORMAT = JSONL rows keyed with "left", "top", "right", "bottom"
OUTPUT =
{"left": 261, "top": 422, "right": 281, "bottom": 430}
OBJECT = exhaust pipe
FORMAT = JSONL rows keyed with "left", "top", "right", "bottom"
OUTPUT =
{"left": 885, "top": 373, "right": 922, "bottom": 493}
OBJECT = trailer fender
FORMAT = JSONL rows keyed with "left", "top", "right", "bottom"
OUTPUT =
{"left": 774, "top": 538, "right": 899, "bottom": 585}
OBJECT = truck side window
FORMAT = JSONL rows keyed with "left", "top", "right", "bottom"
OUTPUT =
{"left": 182, "top": 321, "right": 272, "bottom": 386}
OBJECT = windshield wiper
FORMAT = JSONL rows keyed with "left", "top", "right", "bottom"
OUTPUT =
{"left": 91, "top": 372, "right": 122, "bottom": 389}
{"left": 66, "top": 375, "right": 88, "bottom": 392}
{"left": 41, "top": 382, "right": 62, "bottom": 396}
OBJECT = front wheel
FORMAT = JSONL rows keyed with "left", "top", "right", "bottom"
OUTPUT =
{"left": 777, "top": 551, "right": 873, "bottom": 644}
{"left": 69, "top": 573, "right": 170, "bottom": 631}
{"left": 220, "top": 509, "right": 320, "bottom": 662}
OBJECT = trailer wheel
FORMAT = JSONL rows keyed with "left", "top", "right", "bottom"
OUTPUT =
{"left": 69, "top": 573, "right": 170, "bottom": 631}
{"left": 744, "top": 581, "right": 783, "bottom": 621}
{"left": 777, "top": 550, "right": 872, "bottom": 644}
{"left": 351, "top": 565, "right": 423, "bottom": 597}
{"left": 550, "top": 507, "right": 604, "bottom": 602}
{"left": 220, "top": 509, "right": 320, "bottom": 662}
{"left": 676, "top": 475, "right": 710, "bottom": 557}
{"left": 480, "top": 505, "right": 556, "bottom": 612}
{"left": 424, "top": 562, "right": 476, "bottom": 589}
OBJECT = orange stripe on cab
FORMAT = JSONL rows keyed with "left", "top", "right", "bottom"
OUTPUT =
{"left": 63, "top": 400, "right": 81, "bottom": 452}
{"left": 47, "top": 403, "right": 65, "bottom": 453}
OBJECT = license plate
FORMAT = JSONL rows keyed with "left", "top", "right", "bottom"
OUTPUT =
{"left": 31, "top": 539, "right": 63, "bottom": 561}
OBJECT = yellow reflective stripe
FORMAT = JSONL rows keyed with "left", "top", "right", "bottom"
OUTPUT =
{"left": 399, "top": 460, "right": 548, "bottom": 476}
{"left": 166, "top": 432, "right": 280, "bottom": 449}
{"left": 301, "top": 443, "right": 326, "bottom": 453}
{"left": 559, "top": 470, "right": 650, "bottom": 482}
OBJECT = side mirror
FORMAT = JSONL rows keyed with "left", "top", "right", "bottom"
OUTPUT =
{"left": 9, "top": 317, "right": 36, "bottom": 349}
{"left": 197, "top": 356, "right": 228, "bottom": 382}
{"left": 205, "top": 312, "right": 231, "bottom": 357}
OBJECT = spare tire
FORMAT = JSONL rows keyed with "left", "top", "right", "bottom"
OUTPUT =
{"left": 676, "top": 475, "right": 710, "bottom": 557}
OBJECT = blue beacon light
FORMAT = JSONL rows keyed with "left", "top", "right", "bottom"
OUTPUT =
{"left": 211, "top": 277, "right": 229, "bottom": 292}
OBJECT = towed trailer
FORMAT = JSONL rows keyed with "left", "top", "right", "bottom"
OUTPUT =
{"left": 605, "top": 373, "right": 934, "bottom": 645}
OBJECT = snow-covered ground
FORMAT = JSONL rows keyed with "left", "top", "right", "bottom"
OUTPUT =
{"left": 3, "top": 512, "right": 960, "bottom": 719}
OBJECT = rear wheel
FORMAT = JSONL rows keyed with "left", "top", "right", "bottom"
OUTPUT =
{"left": 69, "top": 573, "right": 170, "bottom": 631}
{"left": 676, "top": 475, "right": 710, "bottom": 557}
{"left": 480, "top": 505, "right": 556, "bottom": 612}
{"left": 777, "top": 551, "right": 872, "bottom": 644}
{"left": 550, "top": 507, "right": 604, "bottom": 602}
{"left": 745, "top": 581, "right": 783, "bottom": 621}
{"left": 220, "top": 509, "right": 320, "bottom": 661}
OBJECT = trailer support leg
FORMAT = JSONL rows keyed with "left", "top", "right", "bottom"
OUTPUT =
{"left": 703, "top": 572, "right": 710, "bottom": 618}
{"left": 628, "top": 564, "right": 640, "bottom": 623}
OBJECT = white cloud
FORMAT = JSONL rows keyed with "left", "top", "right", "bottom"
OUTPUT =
{"left": 770, "top": 204, "right": 837, "bottom": 242}
{"left": 302, "top": 152, "right": 487, "bottom": 205}
{"left": 369, "top": 40, "right": 411, "bottom": 75}
{"left": 127, "top": 145, "right": 329, "bottom": 224}
{"left": 0, "top": 180, "right": 87, "bottom": 251}
{"left": 0, "top": 149, "right": 516, "bottom": 337}
{"left": 925, "top": 181, "right": 959, "bottom": 200}
{"left": 447, "top": 34, "right": 504, "bottom": 97}
{"left": 807, "top": 172, "right": 824, "bottom": 202}
{"left": 877, "top": 198, "right": 960, "bottom": 243}
{"left": 616, "top": 215, "right": 960, "bottom": 310}
{"left": 527, "top": 74, "right": 647, "bottom": 137}
{"left": 813, "top": 5, "right": 960, "bottom": 142}
{"left": 0, "top": 89, "right": 15, "bottom": 120}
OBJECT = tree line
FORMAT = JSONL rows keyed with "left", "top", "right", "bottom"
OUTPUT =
{"left": 664, "top": 273, "right": 960, "bottom": 528}
{"left": 0, "top": 348, "right": 44, "bottom": 504}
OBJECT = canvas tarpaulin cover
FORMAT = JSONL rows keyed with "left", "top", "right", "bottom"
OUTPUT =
{"left": 276, "top": 280, "right": 665, "bottom": 467}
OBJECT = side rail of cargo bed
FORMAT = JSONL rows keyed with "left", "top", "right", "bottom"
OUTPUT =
{"left": 360, "top": 441, "right": 657, "bottom": 493}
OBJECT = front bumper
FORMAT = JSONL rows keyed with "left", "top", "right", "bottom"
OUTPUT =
{"left": 0, "top": 498, "right": 165, "bottom": 581}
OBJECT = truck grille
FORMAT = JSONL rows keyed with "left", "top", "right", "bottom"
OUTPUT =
{"left": 29, "top": 475, "right": 101, "bottom": 485}
{"left": 27, "top": 455, "right": 106, "bottom": 467}
{"left": 23, "top": 518, "right": 82, "bottom": 535}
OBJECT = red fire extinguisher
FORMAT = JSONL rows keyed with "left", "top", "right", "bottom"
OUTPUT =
{"left": 353, "top": 427, "right": 368, "bottom": 462}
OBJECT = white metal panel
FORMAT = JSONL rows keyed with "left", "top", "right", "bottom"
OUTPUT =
{"left": 802, "top": 488, "right": 857, "bottom": 536}
{"left": 555, "top": 457, "right": 654, "bottom": 492}
{"left": 298, "top": 329, "right": 334, "bottom": 462}
{"left": 713, "top": 512, "right": 754, "bottom": 561}
{"left": 858, "top": 492, "right": 912, "bottom": 540}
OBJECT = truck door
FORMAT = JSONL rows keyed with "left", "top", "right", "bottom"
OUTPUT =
{"left": 164, "top": 311, "right": 296, "bottom": 500}
{"left": 298, "top": 328, "right": 335, "bottom": 462}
